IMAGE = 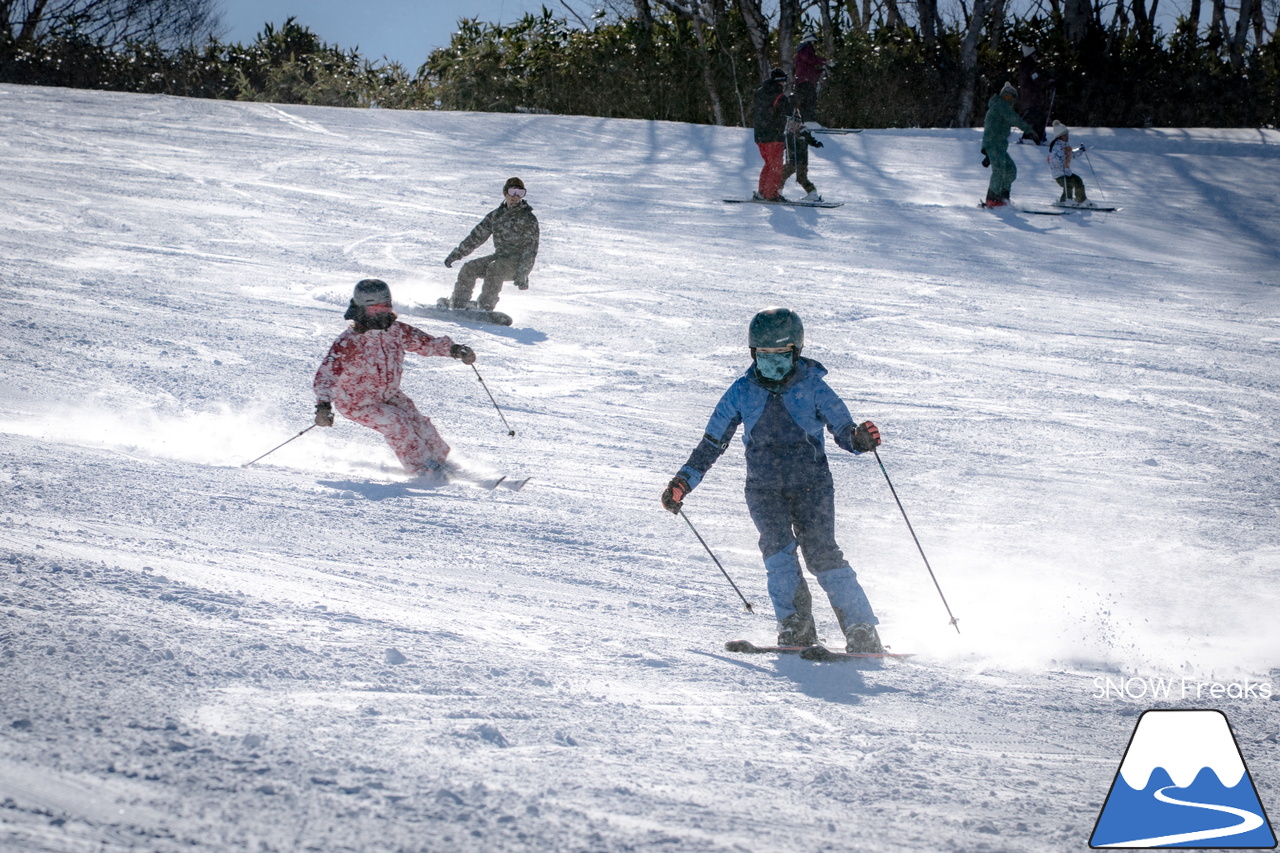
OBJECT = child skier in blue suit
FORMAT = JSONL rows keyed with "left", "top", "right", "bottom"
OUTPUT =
{"left": 661, "top": 308, "right": 887, "bottom": 653}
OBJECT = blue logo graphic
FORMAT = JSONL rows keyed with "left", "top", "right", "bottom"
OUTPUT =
{"left": 1091, "top": 709, "right": 1276, "bottom": 848}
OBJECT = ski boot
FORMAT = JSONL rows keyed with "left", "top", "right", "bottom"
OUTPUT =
{"left": 844, "top": 624, "right": 886, "bottom": 654}
{"left": 776, "top": 613, "right": 818, "bottom": 647}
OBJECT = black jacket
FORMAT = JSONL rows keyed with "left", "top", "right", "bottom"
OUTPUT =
{"left": 752, "top": 81, "right": 792, "bottom": 144}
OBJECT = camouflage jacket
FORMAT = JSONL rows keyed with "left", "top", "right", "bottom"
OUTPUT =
{"left": 451, "top": 199, "right": 540, "bottom": 280}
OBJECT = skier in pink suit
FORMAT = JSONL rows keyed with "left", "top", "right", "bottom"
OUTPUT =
{"left": 313, "top": 279, "right": 475, "bottom": 476}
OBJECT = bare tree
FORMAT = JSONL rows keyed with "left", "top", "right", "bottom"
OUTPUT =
{"left": 651, "top": 0, "right": 730, "bottom": 123}
{"left": 633, "top": 0, "right": 656, "bottom": 29}
{"left": 918, "top": 0, "right": 941, "bottom": 45}
{"left": 954, "top": 0, "right": 994, "bottom": 125}
{"left": 779, "top": 0, "right": 799, "bottom": 72}
{"left": 1063, "top": 0, "right": 1092, "bottom": 42}
{"left": 5, "top": 0, "right": 220, "bottom": 47}
{"left": 1230, "top": 0, "right": 1257, "bottom": 64}
{"left": 737, "top": 0, "right": 773, "bottom": 78}
{"left": 1208, "top": 0, "right": 1228, "bottom": 46}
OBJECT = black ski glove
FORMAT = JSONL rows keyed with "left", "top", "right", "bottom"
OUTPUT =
{"left": 981, "top": 149, "right": 990, "bottom": 168}
{"left": 450, "top": 344, "right": 476, "bottom": 365}
{"left": 515, "top": 276, "right": 529, "bottom": 290}
{"left": 314, "top": 401, "right": 334, "bottom": 427}
{"left": 808, "top": 137, "right": 824, "bottom": 149}
{"left": 853, "top": 420, "right": 881, "bottom": 452}
{"left": 661, "top": 476, "right": 690, "bottom": 514}
{"left": 445, "top": 250, "right": 462, "bottom": 268}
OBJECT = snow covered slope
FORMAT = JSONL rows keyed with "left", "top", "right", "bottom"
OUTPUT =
{"left": 1, "top": 83, "right": 1277, "bottom": 852}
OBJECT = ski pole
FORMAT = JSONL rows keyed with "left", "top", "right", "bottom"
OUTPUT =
{"left": 872, "top": 448, "right": 960, "bottom": 633}
{"left": 472, "top": 363, "right": 515, "bottom": 437}
{"left": 1081, "top": 149, "right": 1108, "bottom": 205}
{"left": 242, "top": 424, "right": 316, "bottom": 468}
{"left": 677, "top": 508, "right": 755, "bottom": 613}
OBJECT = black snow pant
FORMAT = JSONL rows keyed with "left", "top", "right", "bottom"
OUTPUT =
{"left": 781, "top": 133, "right": 816, "bottom": 195}
{"left": 451, "top": 254, "right": 519, "bottom": 311}
{"left": 1055, "top": 174, "right": 1087, "bottom": 203}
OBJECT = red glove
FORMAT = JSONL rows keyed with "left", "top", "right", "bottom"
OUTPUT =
{"left": 661, "top": 476, "right": 690, "bottom": 514}
{"left": 853, "top": 421, "right": 881, "bottom": 452}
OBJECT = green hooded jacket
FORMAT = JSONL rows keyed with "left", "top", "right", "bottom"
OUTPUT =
{"left": 982, "top": 94, "right": 1036, "bottom": 152}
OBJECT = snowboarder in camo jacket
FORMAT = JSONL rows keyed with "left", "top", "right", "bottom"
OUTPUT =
{"left": 661, "top": 308, "right": 888, "bottom": 654}
{"left": 444, "top": 177, "right": 540, "bottom": 312}
{"left": 314, "top": 279, "right": 475, "bottom": 478}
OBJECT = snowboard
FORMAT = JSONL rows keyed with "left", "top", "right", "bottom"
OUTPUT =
{"left": 978, "top": 200, "right": 1073, "bottom": 216}
{"left": 409, "top": 298, "right": 513, "bottom": 327}
{"left": 725, "top": 639, "right": 914, "bottom": 661}
{"left": 724, "top": 197, "right": 844, "bottom": 209}
{"left": 1051, "top": 200, "right": 1120, "bottom": 212}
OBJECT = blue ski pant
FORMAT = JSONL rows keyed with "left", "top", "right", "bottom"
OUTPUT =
{"left": 745, "top": 475, "right": 877, "bottom": 629}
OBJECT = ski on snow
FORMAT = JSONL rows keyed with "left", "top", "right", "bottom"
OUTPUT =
{"left": 1051, "top": 200, "right": 1120, "bottom": 212}
{"left": 978, "top": 201, "right": 1073, "bottom": 216}
{"left": 806, "top": 127, "right": 863, "bottom": 135}
{"left": 724, "top": 197, "right": 844, "bottom": 209}
{"left": 407, "top": 470, "right": 531, "bottom": 492}
{"left": 725, "top": 639, "right": 914, "bottom": 661}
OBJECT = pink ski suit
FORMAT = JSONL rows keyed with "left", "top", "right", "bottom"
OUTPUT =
{"left": 314, "top": 321, "right": 457, "bottom": 474}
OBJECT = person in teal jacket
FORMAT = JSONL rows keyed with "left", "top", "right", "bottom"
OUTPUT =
{"left": 982, "top": 82, "right": 1040, "bottom": 207}
{"left": 660, "top": 308, "right": 887, "bottom": 654}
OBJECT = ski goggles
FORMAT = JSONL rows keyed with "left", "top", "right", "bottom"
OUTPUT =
{"left": 506, "top": 186, "right": 527, "bottom": 199}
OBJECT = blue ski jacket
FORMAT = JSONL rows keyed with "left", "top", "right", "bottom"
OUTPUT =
{"left": 677, "top": 357, "right": 861, "bottom": 491}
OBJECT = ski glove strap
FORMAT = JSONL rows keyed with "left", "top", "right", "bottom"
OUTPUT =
{"left": 314, "top": 401, "right": 335, "bottom": 427}
{"left": 450, "top": 344, "right": 476, "bottom": 365}
{"left": 853, "top": 420, "right": 881, "bottom": 452}
{"left": 661, "top": 476, "right": 690, "bottom": 514}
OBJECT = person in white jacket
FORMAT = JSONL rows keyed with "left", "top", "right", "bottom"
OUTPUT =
{"left": 1047, "top": 121, "right": 1088, "bottom": 205}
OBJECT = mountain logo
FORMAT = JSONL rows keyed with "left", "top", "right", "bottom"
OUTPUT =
{"left": 1091, "top": 709, "right": 1276, "bottom": 848}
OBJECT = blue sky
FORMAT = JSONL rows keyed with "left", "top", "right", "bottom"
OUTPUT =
{"left": 214, "top": 0, "right": 548, "bottom": 69}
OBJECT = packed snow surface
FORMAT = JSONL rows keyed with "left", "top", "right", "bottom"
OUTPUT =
{"left": 1, "top": 83, "right": 1277, "bottom": 852}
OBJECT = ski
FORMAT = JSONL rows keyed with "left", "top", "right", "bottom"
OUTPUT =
{"left": 978, "top": 201, "right": 1074, "bottom": 216}
{"left": 806, "top": 127, "right": 863, "bottom": 135}
{"left": 1051, "top": 200, "right": 1120, "bottom": 212}
{"left": 724, "top": 198, "right": 844, "bottom": 209}
{"left": 725, "top": 639, "right": 914, "bottom": 660}
{"left": 403, "top": 300, "right": 513, "bottom": 327}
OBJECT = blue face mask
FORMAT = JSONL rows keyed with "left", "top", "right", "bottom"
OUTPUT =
{"left": 755, "top": 351, "right": 795, "bottom": 382}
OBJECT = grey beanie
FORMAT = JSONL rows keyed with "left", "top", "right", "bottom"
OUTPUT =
{"left": 352, "top": 278, "right": 392, "bottom": 307}
{"left": 1000, "top": 81, "right": 1019, "bottom": 99}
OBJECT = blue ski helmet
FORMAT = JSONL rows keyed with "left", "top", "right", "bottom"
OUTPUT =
{"left": 748, "top": 307, "right": 804, "bottom": 351}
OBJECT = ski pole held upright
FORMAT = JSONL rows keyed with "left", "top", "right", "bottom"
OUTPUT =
{"left": 873, "top": 447, "right": 960, "bottom": 634}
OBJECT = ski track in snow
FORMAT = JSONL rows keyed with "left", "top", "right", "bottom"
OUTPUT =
{"left": 0, "top": 84, "right": 1278, "bottom": 852}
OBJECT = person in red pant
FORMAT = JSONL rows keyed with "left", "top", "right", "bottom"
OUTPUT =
{"left": 313, "top": 279, "right": 475, "bottom": 478}
{"left": 752, "top": 68, "right": 792, "bottom": 202}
